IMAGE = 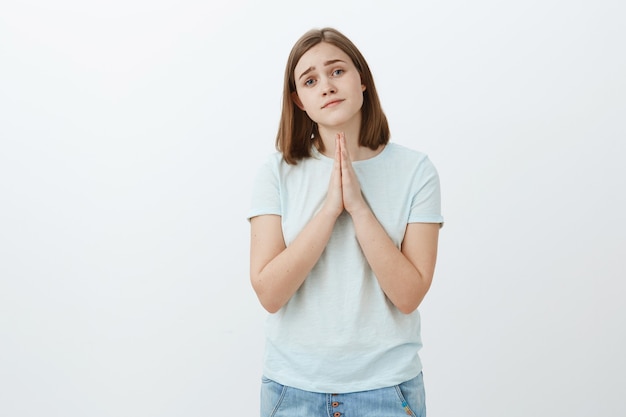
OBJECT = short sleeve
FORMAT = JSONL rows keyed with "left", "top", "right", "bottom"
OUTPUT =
{"left": 247, "top": 154, "right": 282, "bottom": 221}
{"left": 408, "top": 156, "right": 444, "bottom": 226}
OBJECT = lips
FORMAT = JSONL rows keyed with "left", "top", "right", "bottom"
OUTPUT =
{"left": 322, "top": 99, "right": 344, "bottom": 109}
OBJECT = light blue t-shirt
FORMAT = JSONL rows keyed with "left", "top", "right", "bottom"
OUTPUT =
{"left": 248, "top": 142, "right": 443, "bottom": 393}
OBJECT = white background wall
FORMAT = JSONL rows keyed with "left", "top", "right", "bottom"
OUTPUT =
{"left": 1, "top": 1, "right": 624, "bottom": 416}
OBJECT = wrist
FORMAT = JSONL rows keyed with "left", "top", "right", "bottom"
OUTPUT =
{"left": 346, "top": 203, "right": 371, "bottom": 219}
{"left": 318, "top": 206, "right": 343, "bottom": 221}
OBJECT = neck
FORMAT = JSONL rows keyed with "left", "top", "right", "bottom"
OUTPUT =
{"left": 317, "top": 123, "right": 383, "bottom": 161}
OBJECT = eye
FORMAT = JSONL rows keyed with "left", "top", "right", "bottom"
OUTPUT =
{"left": 304, "top": 78, "right": 316, "bottom": 87}
{"left": 331, "top": 69, "right": 344, "bottom": 77}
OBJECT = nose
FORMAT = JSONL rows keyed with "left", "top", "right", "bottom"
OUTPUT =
{"left": 320, "top": 77, "right": 336, "bottom": 95}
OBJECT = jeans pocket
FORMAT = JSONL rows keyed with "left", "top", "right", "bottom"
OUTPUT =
{"left": 260, "top": 376, "right": 288, "bottom": 417}
{"left": 395, "top": 372, "right": 426, "bottom": 417}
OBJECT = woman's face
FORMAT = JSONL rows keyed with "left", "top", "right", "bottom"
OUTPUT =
{"left": 292, "top": 42, "right": 366, "bottom": 131}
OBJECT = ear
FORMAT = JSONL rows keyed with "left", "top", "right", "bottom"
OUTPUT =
{"left": 361, "top": 83, "right": 366, "bottom": 92}
{"left": 291, "top": 91, "right": 305, "bottom": 110}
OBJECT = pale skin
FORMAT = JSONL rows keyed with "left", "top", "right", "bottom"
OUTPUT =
{"left": 250, "top": 42, "right": 439, "bottom": 314}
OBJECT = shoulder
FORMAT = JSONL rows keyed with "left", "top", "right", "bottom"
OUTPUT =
{"left": 253, "top": 151, "right": 286, "bottom": 176}
{"left": 260, "top": 150, "right": 326, "bottom": 169}
{"left": 383, "top": 143, "right": 435, "bottom": 169}
{"left": 259, "top": 151, "right": 285, "bottom": 167}
{"left": 254, "top": 150, "right": 328, "bottom": 183}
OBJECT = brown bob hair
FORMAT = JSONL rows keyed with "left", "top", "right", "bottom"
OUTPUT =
{"left": 276, "top": 27, "right": 390, "bottom": 165}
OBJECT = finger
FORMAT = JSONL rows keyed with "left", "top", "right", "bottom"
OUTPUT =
{"left": 333, "top": 135, "right": 342, "bottom": 183}
{"left": 334, "top": 135, "right": 341, "bottom": 168}
{"left": 339, "top": 133, "right": 352, "bottom": 171}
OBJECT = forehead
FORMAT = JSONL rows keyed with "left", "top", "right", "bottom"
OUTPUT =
{"left": 294, "top": 42, "right": 353, "bottom": 74}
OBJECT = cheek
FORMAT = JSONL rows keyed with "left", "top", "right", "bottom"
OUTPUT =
{"left": 297, "top": 92, "right": 316, "bottom": 110}
{"left": 293, "top": 87, "right": 316, "bottom": 110}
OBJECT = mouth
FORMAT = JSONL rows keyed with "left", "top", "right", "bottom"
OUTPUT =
{"left": 322, "top": 99, "right": 344, "bottom": 109}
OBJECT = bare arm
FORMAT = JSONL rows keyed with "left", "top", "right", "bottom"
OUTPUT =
{"left": 249, "top": 211, "right": 338, "bottom": 313}
{"left": 249, "top": 142, "right": 344, "bottom": 313}
{"left": 351, "top": 213, "right": 439, "bottom": 314}
{"left": 339, "top": 134, "right": 440, "bottom": 313}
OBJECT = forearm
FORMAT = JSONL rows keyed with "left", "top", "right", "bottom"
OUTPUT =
{"left": 252, "top": 210, "right": 338, "bottom": 313}
{"left": 350, "top": 208, "right": 431, "bottom": 314}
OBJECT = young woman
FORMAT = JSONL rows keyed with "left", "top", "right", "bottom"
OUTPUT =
{"left": 248, "top": 27, "right": 443, "bottom": 417}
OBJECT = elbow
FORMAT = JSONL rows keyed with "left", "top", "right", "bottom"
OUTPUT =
{"left": 251, "top": 276, "right": 284, "bottom": 314}
{"left": 399, "top": 271, "right": 434, "bottom": 314}
{"left": 258, "top": 297, "right": 282, "bottom": 314}
{"left": 396, "top": 299, "right": 420, "bottom": 315}
{"left": 394, "top": 279, "right": 431, "bottom": 314}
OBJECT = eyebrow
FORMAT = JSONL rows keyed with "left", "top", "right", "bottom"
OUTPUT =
{"left": 298, "top": 59, "right": 346, "bottom": 80}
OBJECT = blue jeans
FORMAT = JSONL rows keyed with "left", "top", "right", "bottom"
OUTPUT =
{"left": 260, "top": 372, "right": 426, "bottom": 417}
